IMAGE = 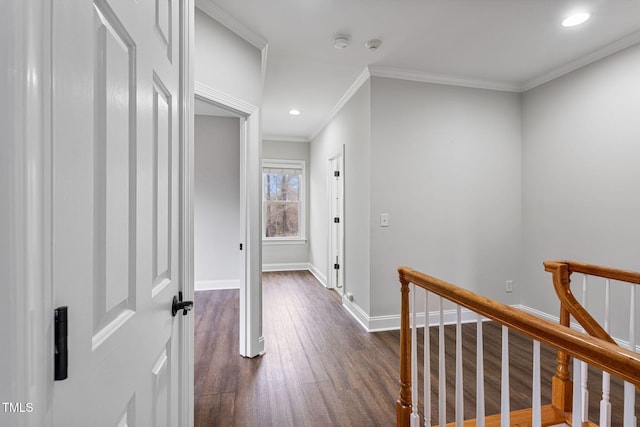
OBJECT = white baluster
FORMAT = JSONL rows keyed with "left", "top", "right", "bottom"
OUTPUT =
{"left": 581, "top": 275, "right": 589, "bottom": 423}
{"left": 623, "top": 285, "right": 636, "bottom": 427}
{"left": 455, "top": 305, "right": 463, "bottom": 426}
{"left": 424, "top": 291, "right": 431, "bottom": 427}
{"left": 500, "top": 326, "right": 510, "bottom": 427}
{"left": 573, "top": 357, "right": 583, "bottom": 427}
{"left": 410, "top": 284, "right": 420, "bottom": 427}
{"left": 476, "top": 314, "right": 485, "bottom": 427}
{"left": 532, "top": 340, "right": 541, "bottom": 427}
{"left": 439, "top": 297, "right": 446, "bottom": 427}
{"left": 600, "top": 279, "right": 612, "bottom": 427}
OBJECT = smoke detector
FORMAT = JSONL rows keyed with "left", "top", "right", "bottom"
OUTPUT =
{"left": 365, "top": 39, "right": 382, "bottom": 51}
{"left": 333, "top": 34, "right": 351, "bottom": 49}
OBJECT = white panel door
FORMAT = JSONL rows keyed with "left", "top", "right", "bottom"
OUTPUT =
{"left": 52, "top": 0, "right": 184, "bottom": 426}
{"left": 329, "top": 152, "right": 344, "bottom": 293}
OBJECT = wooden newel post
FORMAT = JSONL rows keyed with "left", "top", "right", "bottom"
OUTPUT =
{"left": 397, "top": 268, "right": 412, "bottom": 427}
{"left": 545, "top": 262, "right": 573, "bottom": 412}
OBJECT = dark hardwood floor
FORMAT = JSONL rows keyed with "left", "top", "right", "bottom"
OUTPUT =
{"left": 195, "top": 271, "right": 638, "bottom": 426}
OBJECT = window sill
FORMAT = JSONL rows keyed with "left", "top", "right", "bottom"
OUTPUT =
{"left": 262, "top": 238, "right": 307, "bottom": 246}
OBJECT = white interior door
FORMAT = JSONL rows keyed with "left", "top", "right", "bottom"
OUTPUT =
{"left": 329, "top": 151, "right": 345, "bottom": 294}
{"left": 52, "top": 0, "right": 185, "bottom": 425}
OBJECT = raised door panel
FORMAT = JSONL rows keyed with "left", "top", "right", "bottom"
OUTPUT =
{"left": 154, "top": 0, "right": 172, "bottom": 61}
{"left": 93, "top": 2, "right": 137, "bottom": 348}
{"left": 53, "top": 0, "right": 182, "bottom": 424}
{"left": 152, "top": 75, "right": 172, "bottom": 295}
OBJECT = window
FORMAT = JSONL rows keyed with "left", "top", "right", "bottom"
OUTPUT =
{"left": 262, "top": 160, "right": 305, "bottom": 241}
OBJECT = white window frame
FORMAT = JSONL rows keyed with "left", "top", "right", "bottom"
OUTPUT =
{"left": 262, "top": 159, "right": 306, "bottom": 244}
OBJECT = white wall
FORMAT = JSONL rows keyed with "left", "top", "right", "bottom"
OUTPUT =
{"left": 310, "top": 81, "right": 371, "bottom": 310}
{"left": 194, "top": 8, "right": 262, "bottom": 106}
{"left": 370, "top": 77, "right": 523, "bottom": 318}
{"left": 194, "top": 115, "right": 241, "bottom": 289}
{"left": 522, "top": 42, "right": 640, "bottom": 338}
{"left": 262, "top": 140, "right": 310, "bottom": 268}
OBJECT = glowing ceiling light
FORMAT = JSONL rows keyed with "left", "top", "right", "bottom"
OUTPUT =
{"left": 289, "top": 109, "right": 301, "bottom": 116}
{"left": 562, "top": 12, "right": 590, "bottom": 27}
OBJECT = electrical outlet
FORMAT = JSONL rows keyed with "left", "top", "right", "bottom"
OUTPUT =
{"left": 505, "top": 280, "right": 513, "bottom": 293}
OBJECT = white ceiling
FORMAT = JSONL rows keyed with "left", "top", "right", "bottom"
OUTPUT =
{"left": 199, "top": 0, "right": 640, "bottom": 141}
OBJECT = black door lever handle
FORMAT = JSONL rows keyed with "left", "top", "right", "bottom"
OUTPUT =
{"left": 172, "top": 291, "right": 193, "bottom": 317}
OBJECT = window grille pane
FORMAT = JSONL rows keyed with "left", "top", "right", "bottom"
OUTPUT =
{"left": 265, "top": 201, "right": 299, "bottom": 237}
{"left": 263, "top": 173, "right": 299, "bottom": 202}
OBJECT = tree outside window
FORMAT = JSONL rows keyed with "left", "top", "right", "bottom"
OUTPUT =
{"left": 262, "top": 160, "right": 305, "bottom": 240}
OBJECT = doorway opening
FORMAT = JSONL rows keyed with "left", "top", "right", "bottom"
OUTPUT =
{"left": 192, "top": 83, "right": 264, "bottom": 360}
{"left": 193, "top": 97, "right": 243, "bottom": 293}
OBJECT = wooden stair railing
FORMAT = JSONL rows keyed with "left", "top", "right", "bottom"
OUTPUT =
{"left": 544, "top": 260, "right": 640, "bottom": 422}
{"left": 396, "top": 266, "right": 640, "bottom": 427}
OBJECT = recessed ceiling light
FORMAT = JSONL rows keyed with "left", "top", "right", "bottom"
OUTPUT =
{"left": 289, "top": 109, "right": 301, "bottom": 116}
{"left": 562, "top": 12, "right": 590, "bottom": 27}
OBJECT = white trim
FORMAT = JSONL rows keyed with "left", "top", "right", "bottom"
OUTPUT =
{"left": 368, "top": 64, "right": 520, "bottom": 93}
{"left": 366, "top": 32, "right": 640, "bottom": 94}
{"left": 262, "top": 263, "right": 310, "bottom": 272}
{"left": 244, "top": 110, "right": 265, "bottom": 357}
{"left": 342, "top": 297, "right": 371, "bottom": 331}
{"left": 179, "top": 0, "right": 195, "bottom": 425}
{"left": 263, "top": 135, "right": 310, "bottom": 143}
{"left": 195, "top": 280, "right": 240, "bottom": 291}
{"left": 262, "top": 238, "right": 307, "bottom": 245}
{"left": 193, "top": 81, "right": 263, "bottom": 358}
{"left": 308, "top": 264, "right": 328, "bottom": 288}
{"left": 351, "top": 307, "right": 484, "bottom": 333}
{"left": 261, "top": 43, "right": 269, "bottom": 85}
{"left": 521, "top": 31, "right": 640, "bottom": 91}
{"left": 3, "top": 2, "right": 53, "bottom": 425}
{"left": 309, "top": 67, "right": 371, "bottom": 141}
{"left": 194, "top": 0, "right": 267, "bottom": 50}
{"left": 262, "top": 158, "right": 306, "bottom": 241}
{"left": 327, "top": 148, "right": 345, "bottom": 293}
{"left": 194, "top": 81, "right": 257, "bottom": 115}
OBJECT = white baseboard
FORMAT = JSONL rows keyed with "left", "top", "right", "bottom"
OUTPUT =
{"left": 342, "top": 296, "right": 370, "bottom": 330}
{"left": 308, "top": 263, "right": 327, "bottom": 287}
{"left": 195, "top": 279, "right": 240, "bottom": 291}
{"left": 342, "top": 304, "right": 484, "bottom": 332}
{"left": 259, "top": 262, "right": 328, "bottom": 286}
{"left": 262, "top": 262, "right": 310, "bottom": 272}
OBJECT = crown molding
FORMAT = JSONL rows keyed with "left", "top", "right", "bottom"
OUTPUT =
{"left": 521, "top": 30, "right": 640, "bottom": 92}
{"left": 368, "top": 65, "right": 521, "bottom": 93}
{"left": 263, "top": 135, "right": 310, "bottom": 143}
{"left": 309, "top": 67, "right": 371, "bottom": 141}
{"left": 195, "top": 0, "right": 267, "bottom": 50}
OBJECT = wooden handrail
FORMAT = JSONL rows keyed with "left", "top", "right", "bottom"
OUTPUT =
{"left": 547, "top": 260, "right": 640, "bottom": 284}
{"left": 397, "top": 266, "right": 640, "bottom": 392}
{"left": 545, "top": 261, "right": 619, "bottom": 344}
{"left": 543, "top": 260, "right": 640, "bottom": 412}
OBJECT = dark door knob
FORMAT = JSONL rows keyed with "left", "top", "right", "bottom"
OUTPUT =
{"left": 172, "top": 291, "right": 193, "bottom": 317}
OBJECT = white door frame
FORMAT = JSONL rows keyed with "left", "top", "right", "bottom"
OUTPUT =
{"left": 194, "top": 82, "right": 264, "bottom": 358}
{"left": 327, "top": 147, "right": 345, "bottom": 293}
{"left": 179, "top": 1, "right": 196, "bottom": 424}
{"left": 0, "top": 0, "right": 197, "bottom": 425}
{"left": 1, "top": 2, "right": 54, "bottom": 426}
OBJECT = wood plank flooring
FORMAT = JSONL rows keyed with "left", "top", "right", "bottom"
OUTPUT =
{"left": 194, "top": 271, "right": 638, "bottom": 426}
